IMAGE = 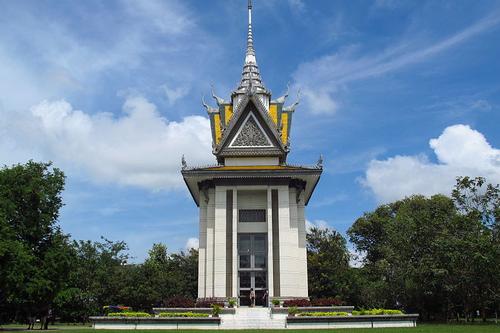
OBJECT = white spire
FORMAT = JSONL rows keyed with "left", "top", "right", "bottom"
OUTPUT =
{"left": 233, "top": 0, "right": 269, "bottom": 98}
{"left": 245, "top": 0, "right": 256, "bottom": 64}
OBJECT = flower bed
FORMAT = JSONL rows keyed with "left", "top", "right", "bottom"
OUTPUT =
{"left": 297, "top": 311, "right": 349, "bottom": 317}
{"left": 282, "top": 298, "right": 311, "bottom": 307}
{"left": 163, "top": 296, "right": 195, "bottom": 308}
{"left": 311, "top": 297, "right": 343, "bottom": 306}
{"left": 353, "top": 309, "right": 403, "bottom": 315}
{"left": 159, "top": 312, "right": 209, "bottom": 318}
{"left": 294, "top": 309, "right": 404, "bottom": 317}
{"left": 107, "top": 312, "right": 151, "bottom": 317}
{"left": 195, "top": 297, "right": 224, "bottom": 308}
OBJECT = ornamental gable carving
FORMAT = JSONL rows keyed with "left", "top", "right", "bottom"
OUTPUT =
{"left": 230, "top": 114, "right": 272, "bottom": 147}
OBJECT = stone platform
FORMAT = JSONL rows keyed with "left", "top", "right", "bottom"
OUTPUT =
{"left": 90, "top": 308, "right": 419, "bottom": 330}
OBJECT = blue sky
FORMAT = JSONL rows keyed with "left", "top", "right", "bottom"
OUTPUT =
{"left": 1, "top": 0, "right": 499, "bottom": 262}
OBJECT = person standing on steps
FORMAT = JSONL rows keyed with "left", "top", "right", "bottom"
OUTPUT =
{"left": 250, "top": 288, "right": 256, "bottom": 307}
{"left": 262, "top": 289, "right": 269, "bottom": 307}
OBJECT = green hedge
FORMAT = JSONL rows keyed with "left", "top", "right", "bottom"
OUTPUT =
{"left": 159, "top": 312, "right": 209, "bottom": 318}
{"left": 352, "top": 309, "right": 403, "bottom": 315}
{"left": 297, "top": 312, "right": 349, "bottom": 317}
{"left": 296, "top": 309, "right": 404, "bottom": 317}
{"left": 108, "top": 312, "right": 151, "bottom": 317}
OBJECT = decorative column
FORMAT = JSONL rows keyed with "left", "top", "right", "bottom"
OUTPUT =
{"left": 213, "top": 186, "right": 227, "bottom": 297}
{"left": 267, "top": 187, "right": 274, "bottom": 297}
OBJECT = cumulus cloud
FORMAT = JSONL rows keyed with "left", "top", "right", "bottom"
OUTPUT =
{"left": 362, "top": 124, "right": 500, "bottom": 203}
{"left": 2, "top": 96, "right": 214, "bottom": 190}
{"left": 185, "top": 237, "right": 199, "bottom": 250}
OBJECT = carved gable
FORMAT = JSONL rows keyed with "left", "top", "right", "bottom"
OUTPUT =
{"left": 230, "top": 113, "right": 272, "bottom": 148}
{"left": 214, "top": 96, "right": 287, "bottom": 164}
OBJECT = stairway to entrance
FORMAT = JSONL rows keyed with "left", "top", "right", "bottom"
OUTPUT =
{"left": 220, "top": 307, "right": 286, "bottom": 329}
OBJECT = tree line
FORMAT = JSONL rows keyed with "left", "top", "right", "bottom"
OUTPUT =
{"left": 0, "top": 161, "right": 498, "bottom": 326}
{"left": 0, "top": 162, "right": 197, "bottom": 326}
{"left": 307, "top": 176, "right": 499, "bottom": 322}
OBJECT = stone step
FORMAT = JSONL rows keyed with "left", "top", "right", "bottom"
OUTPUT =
{"left": 220, "top": 308, "right": 285, "bottom": 329}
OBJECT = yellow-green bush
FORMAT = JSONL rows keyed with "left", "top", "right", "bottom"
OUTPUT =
{"left": 297, "top": 312, "right": 349, "bottom": 317}
{"left": 352, "top": 309, "right": 403, "bottom": 315}
{"left": 159, "top": 312, "right": 209, "bottom": 318}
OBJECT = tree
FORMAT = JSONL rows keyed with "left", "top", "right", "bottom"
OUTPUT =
{"left": 451, "top": 177, "right": 500, "bottom": 321}
{"left": 54, "top": 238, "right": 129, "bottom": 322}
{"left": 0, "top": 161, "right": 71, "bottom": 328}
{"left": 307, "top": 227, "right": 351, "bottom": 301}
{"left": 348, "top": 178, "right": 500, "bottom": 322}
{"left": 349, "top": 195, "right": 460, "bottom": 319}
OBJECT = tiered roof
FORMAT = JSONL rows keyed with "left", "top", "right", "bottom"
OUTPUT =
{"left": 203, "top": 0, "right": 300, "bottom": 165}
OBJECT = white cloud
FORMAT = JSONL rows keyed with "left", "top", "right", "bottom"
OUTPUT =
{"left": 162, "top": 84, "right": 191, "bottom": 106}
{"left": 0, "top": 0, "right": 217, "bottom": 113}
{"left": 185, "top": 237, "right": 199, "bottom": 250}
{"left": 362, "top": 124, "right": 500, "bottom": 203}
{"left": 124, "top": 0, "right": 194, "bottom": 36}
{"left": 2, "top": 96, "right": 214, "bottom": 190}
{"left": 288, "top": 0, "right": 305, "bottom": 13}
{"left": 305, "top": 219, "right": 330, "bottom": 232}
{"left": 292, "top": 13, "right": 500, "bottom": 115}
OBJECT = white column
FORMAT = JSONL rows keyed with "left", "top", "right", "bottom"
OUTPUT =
{"left": 213, "top": 186, "right": 227, "bottom": 297}
{"left": 278, "top": 186, "right": 292, "bottom": 297}
{"left": 232, "top": 189, "right": 238, "bottom": 298}
{"left": 266, "top": 186, "right": 274, "bottom": 297}
{"left": 205, "top": 188, "right": 216, "bottom": 297}
{"left": 198, "top": 196, "right": 208, "bottom": 298}
{"left": 296, "top": 195, "right": 309, "bottom": 297}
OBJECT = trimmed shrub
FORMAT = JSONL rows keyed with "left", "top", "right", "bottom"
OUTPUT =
{"left": 352, "top": 309, "right": 403, "bottom": 316}
{"left": 271, "top": 299, "right": 280, "bottom": 306}
{"left": 163, "top": 296, "right": 195, "bottom": 308}
{"left": 298, "top": 312, "right": 348, "bottom": 317}
{"left": 159, "top": 312, "right": 209, "bottom": 318}
{"left": 196, "top": 298, "right": 224, "bottom": 308}
{"left": 283, "top": 299, "right": 311, "bottom": 307}
{"left": 108, "top": 312, "right": 151, "bottom": 317}
{"left": 228, "top": 298, "right": 237, "bottom": 307}
{"left": 288, "top": 306, "right": 299, "bottom": 316}
{"left": 211, "top": 304, "right": 222, "bottom": 317}
{"left": 311, "top": 297, "right": 343, "bottom": 306}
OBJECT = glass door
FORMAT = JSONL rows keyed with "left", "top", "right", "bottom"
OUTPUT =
{"left": 238, "top": 234, "right": 267, "bottom": 306}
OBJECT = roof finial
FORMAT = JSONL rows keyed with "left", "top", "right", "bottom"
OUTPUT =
{"left": 245, "top": 0, "right": 255, "bottom": 65}
{"left": 233, "top": 0, "right": 268, "bottom": 96}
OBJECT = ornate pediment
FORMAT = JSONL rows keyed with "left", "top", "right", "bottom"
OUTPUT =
{"left": 213, "top": 96, "right": 287, "bottom": 164}
{"left": 229, "top": 113, "right": 273, "bottom": 148}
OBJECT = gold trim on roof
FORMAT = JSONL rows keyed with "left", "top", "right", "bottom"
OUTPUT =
{"left": 224, "top": 105, "right": 233, "bottom": 125}
{"left": 214, "top": 114, "right": 222, "bottom": 144}
{"left": 281, "top": 112, "right": 288, "bottom": 144}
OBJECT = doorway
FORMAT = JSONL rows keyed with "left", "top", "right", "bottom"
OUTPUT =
{"left": 238, "top": 234, "right": 267, "bottom": 306}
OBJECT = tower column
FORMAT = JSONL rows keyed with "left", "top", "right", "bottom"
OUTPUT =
{"left": 205, "top": 188, "right": 216, "bottom": 297}
{"left": 267, "top": 186, "right": 274, "bottom": 297}
{"left": 213, "top": 186, "right": 227, "bottom": 297}
{"left": 232, "top": 189, "right": 238, "bottom": 298}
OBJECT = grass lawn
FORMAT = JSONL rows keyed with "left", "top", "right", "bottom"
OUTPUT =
{"left": 1, "top": 323, "right": 499, "bottom": 333}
